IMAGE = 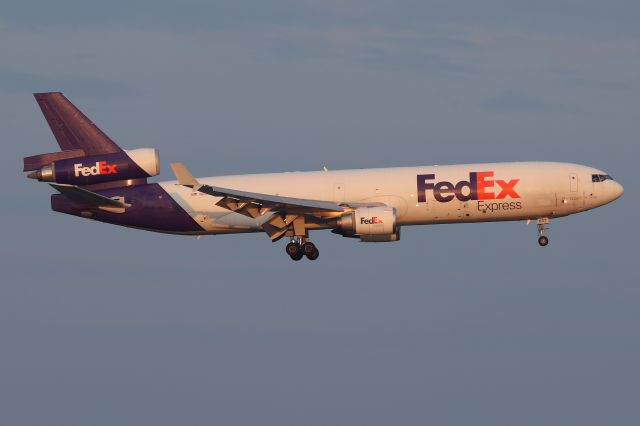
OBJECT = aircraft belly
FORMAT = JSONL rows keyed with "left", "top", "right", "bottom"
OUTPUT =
{"left": 189, "top": 211, "right": 261, "bottom": 233}
{"left": 159, "top": 182, "right": 263, "bottom": 233}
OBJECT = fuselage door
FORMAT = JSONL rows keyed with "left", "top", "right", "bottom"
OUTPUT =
{"left": 569, "top": 173, "right": 578, "bottom": 192}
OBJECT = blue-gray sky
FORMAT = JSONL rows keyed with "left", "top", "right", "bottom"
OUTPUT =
{"left": 1, "top": 2, "right": 639, "bottom": 425}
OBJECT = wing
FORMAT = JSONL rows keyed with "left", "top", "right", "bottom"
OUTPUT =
{"left": 170, "top": 163, "right": 347, "bottom": 241}
{"left": 50, "top": 183, "right": 130, "bottom": 213}
{"left": 200, "top": 186, "right": 345, "bottom": 216}
{"left": 170, "top": 163, "right": 345, "bottom": 217}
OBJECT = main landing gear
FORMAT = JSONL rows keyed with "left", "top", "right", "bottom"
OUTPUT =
{"left": 285, "top": 238, "right": 319, "bottom": 261}
{"left": 537, "top": 217, "right": 550, "bottom": 247}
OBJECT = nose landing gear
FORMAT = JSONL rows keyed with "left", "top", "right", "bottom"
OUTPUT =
{"left": 285, "top": 238, "right": 319, "bottom": 261}
{"left": 537, "top": 217, "right": 550, "bottom": 247}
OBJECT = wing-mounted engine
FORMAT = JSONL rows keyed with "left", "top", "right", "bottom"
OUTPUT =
{"left": 334, "top": 206, "right": 401, "bottom": 242}
{"left": 26, "top": 148, "right": 160, "bottom": 186}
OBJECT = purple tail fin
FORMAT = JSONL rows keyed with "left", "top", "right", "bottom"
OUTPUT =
{"left": 33, "top": 92, "right": 122, "bottom": 155}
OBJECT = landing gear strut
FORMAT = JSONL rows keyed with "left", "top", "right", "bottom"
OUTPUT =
{"left": 285, "top": 237, "right": 319, "bottom": 261}
{"left": 279, "top": 216, "right": 320, "bottom": 261}
{"left": 537, "top": 218, "right": 550, "bottom": 247}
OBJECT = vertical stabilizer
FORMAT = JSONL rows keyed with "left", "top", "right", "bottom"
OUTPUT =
{"left": 33, "top": 92, "right": 122, "bottom": 155}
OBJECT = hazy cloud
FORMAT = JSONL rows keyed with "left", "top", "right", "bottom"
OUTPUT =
{"left": 258, "top": 27, "right": 480, "bottom": 76}
{"left": 480, "top": 90, "right": 582, "bottom": 114}
{"left": 4, "top": 1, "right": 640, "bottom": 38}
{"left": 0, "top": 70, "right": 141, "bottom": 98}
{"left": 360, "top": 48, "right": 473, "bottom": 76}
{"left": 551, "top": 70, "right": 631, "bottom": 91}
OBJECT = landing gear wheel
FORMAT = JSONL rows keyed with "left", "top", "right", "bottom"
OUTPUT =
{"left": 286, "top": 242, "right": 303, "bottom": 260}
{"left": 536, "top": 218, "right": 550, "bottom": 247}
{"left": 301, "top": 242, "right": 319, "bottom": 260}
{"left": 302, "top": 242, "right": 316, "bottom": 255}
{"left": 286, "top": 237, "right": 319, "bottom": 261}
{"left": 286, "top": 242, "right": 300, "bottom": 256}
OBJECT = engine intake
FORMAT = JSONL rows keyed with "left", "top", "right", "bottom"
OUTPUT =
{"left": 336, "top": 206, "right": 400, "bottom": 242}
{"left": 27, "top": 148, "right": 160, "bottom": 186}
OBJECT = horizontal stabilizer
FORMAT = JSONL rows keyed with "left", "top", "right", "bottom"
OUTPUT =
{"left": 50, "top": 183, "right": 130, "bottom": 213}
{"left": 23, "top": 149, "right": 85, "bottom": 172}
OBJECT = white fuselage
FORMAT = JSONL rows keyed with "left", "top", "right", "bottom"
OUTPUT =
{"left": 159, "top": 162, "right": 624, "bottom": 235}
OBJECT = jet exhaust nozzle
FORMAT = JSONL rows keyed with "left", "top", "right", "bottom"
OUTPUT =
{"left": 26, "top": 164, "right": 54, "bottom": 181}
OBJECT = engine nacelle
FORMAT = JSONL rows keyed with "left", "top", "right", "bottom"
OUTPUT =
{"left": 336, "top": 206, "right": 400, "bottom": 242}
{"left": 27, "top": 148, "right": 160, "bottom": 185}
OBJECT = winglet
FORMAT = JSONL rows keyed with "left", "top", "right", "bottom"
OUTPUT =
{"left": 170, "top": 163, "right": 201, "bottom": 189}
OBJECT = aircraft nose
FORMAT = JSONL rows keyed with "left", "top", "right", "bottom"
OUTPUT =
{"left": 611, "top": 181, "right": 624, "bottom": 200}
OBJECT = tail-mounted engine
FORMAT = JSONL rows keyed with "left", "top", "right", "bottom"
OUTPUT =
{"left": 27, "top": 148, "right": 160, "bottom": 186}
{"left": 334, "top": 206, "right": 400, "bottom": 242}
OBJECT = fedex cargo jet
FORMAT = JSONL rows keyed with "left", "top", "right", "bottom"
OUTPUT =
{"left": 24, "top": 93, "right": 623, "bottom": 261}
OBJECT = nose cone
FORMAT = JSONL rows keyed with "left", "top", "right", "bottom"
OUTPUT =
{"left": 611, "top": 181, "right": 624, "bottom": 200}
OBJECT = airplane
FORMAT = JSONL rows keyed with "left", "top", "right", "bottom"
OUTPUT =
{"left": 24, "top": 92, "right": 624, "bottom": 261}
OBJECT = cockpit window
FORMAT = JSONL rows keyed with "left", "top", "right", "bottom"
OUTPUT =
{"left": 592, "top": 174, "right": 613, "bottom": 182}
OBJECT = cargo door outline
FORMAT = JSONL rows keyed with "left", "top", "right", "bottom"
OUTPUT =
{"left": 570, "top": 173, "right": 578, "bottom": 192}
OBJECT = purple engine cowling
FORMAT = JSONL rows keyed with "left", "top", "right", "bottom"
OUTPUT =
{"left": 28, "top": 148, "right": 160, "bottom": 186}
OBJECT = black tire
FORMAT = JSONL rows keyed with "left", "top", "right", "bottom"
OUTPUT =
{"left": 290, "top": 251, "right": 304, "bottom": 261}
{"left": 306, "top": 249, "right": 319, "bottom": 261}
{"left": 286, "top": 242, "right": 301, "bottom": 256}
{"left": 538, "top": 236, "right": 549, "bottom": 247}
{"left": 302, "top": 242, "right": 317, "bottom": 256}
